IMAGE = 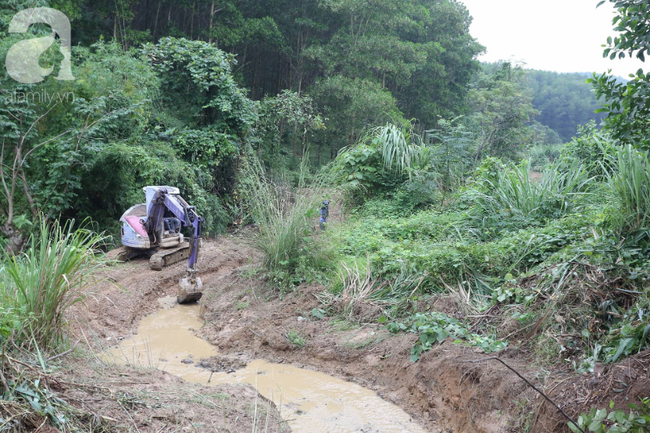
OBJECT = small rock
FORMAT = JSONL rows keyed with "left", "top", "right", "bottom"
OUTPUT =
{"left": 181, "top": 358, "right": 194, "bottom": 364}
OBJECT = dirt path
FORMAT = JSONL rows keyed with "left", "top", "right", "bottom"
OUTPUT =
{"left": 68, "top": 234, "right": 650, "bottom": 433}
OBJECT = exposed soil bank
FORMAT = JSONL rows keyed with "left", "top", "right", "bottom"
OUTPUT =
{"left": 70, "top": 234, "right": 650, "bottom": 433}
{"left": 52, "top": 356, "right": 286, "bottom": 433}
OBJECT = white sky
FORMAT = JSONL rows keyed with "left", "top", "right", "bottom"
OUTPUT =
{"left": 459, "top": 0, "right": 646, "bottom": 78}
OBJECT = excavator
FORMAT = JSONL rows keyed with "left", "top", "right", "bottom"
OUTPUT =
{"left": 116, "top": 186, "right": 203, "bottom": 304}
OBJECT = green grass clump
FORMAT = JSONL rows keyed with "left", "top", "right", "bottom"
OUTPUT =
{"left": 468, "top": 159, "right": 593, "bottom": 222}
{"left": 0, "top": 220, "right": 106, "bottom": 349}
{"left": 238, "top": 155, "right": 335, "bottom": 290}
{"left": 611, "top": 144, "right": 650, "bottom": 232}
{"left": 285, "top": 329, "right": 306, "bottom": 347}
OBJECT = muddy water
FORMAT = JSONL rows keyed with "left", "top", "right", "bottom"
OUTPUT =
{"left": 107, "top": 299, "right": 427, "bottom": 433}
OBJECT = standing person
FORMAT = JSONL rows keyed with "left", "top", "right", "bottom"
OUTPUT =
{"left": 319, "top": 200, "right": 329, "bottom": 230}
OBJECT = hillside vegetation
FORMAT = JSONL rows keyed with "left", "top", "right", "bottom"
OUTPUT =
{"left": 1, "top": 0, "right": 650, "bottom": 431}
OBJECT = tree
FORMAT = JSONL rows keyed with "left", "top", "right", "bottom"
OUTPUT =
{"left": 467, "top": 62, "right": 538, "bottom": 162}
{"left": 142, "top": 37, "right": 258, "bottom": 195}
{"left": 308, "top": 76, "right": 404, "bottom": 160}
{"left": 256, "top": 90, "right": 324, "bottom": 164}
{"left": 589, "top": 0, "right": 650, "bottom": 149}
{"left": 395, "top": 0, "right": 484, "bottom": 127}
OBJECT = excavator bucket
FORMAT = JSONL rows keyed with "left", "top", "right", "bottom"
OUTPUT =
{"left": 177, "top": 276, "right": 203, "bottom": 304}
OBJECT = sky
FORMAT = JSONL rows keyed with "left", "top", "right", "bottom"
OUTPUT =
{"left": 459, "top": 0, "right": 646, "bottom": 78}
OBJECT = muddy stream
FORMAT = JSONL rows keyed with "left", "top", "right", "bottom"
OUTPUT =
{"left": 106, "top": 298, "right": 427, "bottom": 433}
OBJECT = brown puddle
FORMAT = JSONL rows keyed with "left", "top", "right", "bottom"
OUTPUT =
{"left": 106, "top": 298, "right": 427, "bottom": 433}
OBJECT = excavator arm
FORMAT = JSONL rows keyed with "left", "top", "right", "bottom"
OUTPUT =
{"left": 146, "top": 188, "right": 204, "bottom": 303}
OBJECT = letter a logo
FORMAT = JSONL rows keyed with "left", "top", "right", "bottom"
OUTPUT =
{"left": 5, "top": 8, "right": 75, "bottom": 84}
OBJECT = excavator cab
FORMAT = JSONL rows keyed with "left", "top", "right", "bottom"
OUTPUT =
{"left": 120, "top": 186, "right": 183, "bottom": 248}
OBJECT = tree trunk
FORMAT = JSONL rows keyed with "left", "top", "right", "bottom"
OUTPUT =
{"left": 208, "top": 2, "right": 215, "bottom": 44}
{"left": 318, "top": 141, "right": 322, "bottom": 165}
{"left": 1, "top": 223, "right": 24, "bottom": 254}
{"left": 190, "top": 2, "right": 195, "bottom": 39}
{"left": 153, "top": 1, "right": 162, "bottom": 40}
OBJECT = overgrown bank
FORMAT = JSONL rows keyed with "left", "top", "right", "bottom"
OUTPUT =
{"left": 238, "top": 122, "right": 650, "bottom": 432}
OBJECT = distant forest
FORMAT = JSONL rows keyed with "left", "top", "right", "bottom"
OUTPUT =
{"left": 45, "top": 0, "right": 602, "bottom": 148}
{"left": 54, "top": 0, "right": 484, "bottom": 159}
{"left": 1, "top": 0, "right": 613, "bottom": 239}
{"left": 525, "top": 69, "right": 606, "bottom": 143}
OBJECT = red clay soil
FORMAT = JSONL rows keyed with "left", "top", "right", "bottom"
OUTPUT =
{"left": 68, "top": 234, "right": 650, "bottom": 433}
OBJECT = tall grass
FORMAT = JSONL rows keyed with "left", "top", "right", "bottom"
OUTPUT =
{"left": 471, "top": 159, "right": 593, "bottom": 220}
{"left": 0, "top": 220, "right": 106, "bottom": 349}
{"left": 612, "top": 144, "right": 650, "bottom": 232}
{"left": 238, "top": 155, "right": 328, "bottom": 280}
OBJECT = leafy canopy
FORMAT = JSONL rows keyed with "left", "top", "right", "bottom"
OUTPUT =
{"left": 590, "top": 0, "right": 650, "bottom": 149}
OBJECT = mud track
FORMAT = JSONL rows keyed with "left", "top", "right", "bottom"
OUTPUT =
{"left": 71, "top": 234, "right": 650, "bottom": 433}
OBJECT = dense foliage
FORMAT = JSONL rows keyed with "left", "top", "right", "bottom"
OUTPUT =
{"left": 327, "top": 125, "right": 650, "bottom": 379}
{"left": 591, "top": 0, "right": 650, "bottom": 150}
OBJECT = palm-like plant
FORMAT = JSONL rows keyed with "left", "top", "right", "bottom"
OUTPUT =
{"left": 376, "top": 123, "right": 419, "bottom": 174}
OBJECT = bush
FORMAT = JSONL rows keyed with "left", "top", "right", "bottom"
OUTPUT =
{"left": 330, "top": 123, "right": 429, "bottom": 200}
{"left": 560, "top": 121, "right": 615, "bottom": 180}
{"left": 526, "top": 143, "right": 563, "bottom": 171}
{"left": 387, "top": 312, "right": 507, "bottom": 362}
{"left": 335, "top": 200, "right": 593, "bottom": 298}
{"left": 569, "top": 399, "right": 650, "bottom": 433}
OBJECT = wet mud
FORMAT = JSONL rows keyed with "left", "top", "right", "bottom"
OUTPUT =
{"left": 108, "top": 300, "right": 426, "bottom": 433}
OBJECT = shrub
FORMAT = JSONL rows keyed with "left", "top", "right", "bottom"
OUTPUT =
{"left": 387, "top": 312, "right": 507, "bottom": 362}
{"left": 568, "top": 399, "right": 650, "bottom": 433}
{"left": 330, "top": 123, "right": 428, "bottom": 198}
{"left": 527, "top": 143, "right": 563, "bottom": 171}
{"left": 560, "top": 121, "right": 615, "bottom": 180}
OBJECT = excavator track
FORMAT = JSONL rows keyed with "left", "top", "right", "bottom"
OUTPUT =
{"left": 148, "top": 242, "right": 191, "bottom": 270}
